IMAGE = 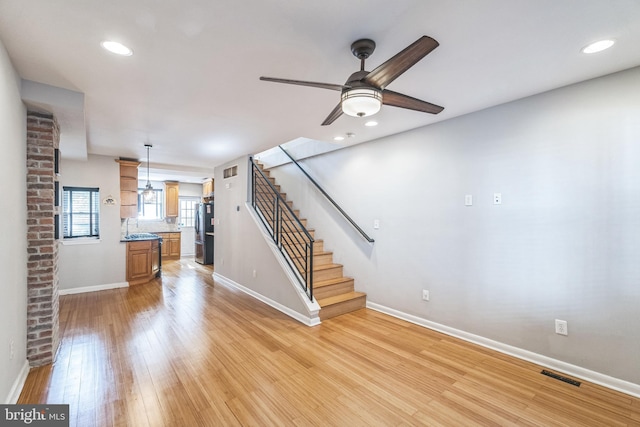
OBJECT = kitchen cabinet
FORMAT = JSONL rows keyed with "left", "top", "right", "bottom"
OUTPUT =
{"left": 126, "top": 239, "right": 160, "bottom": 285}
{"left": 118, "top": 159, "right": 140, "bottom": 218}
{"left": 157, "top": 232, "right": 181, "bottom": 260}
{"left": 168, "top": 233, "right": 181, "bottom": 258}
{"left": 160, "top": 236, "right": 170, "bottom": 258}
{"left": 165, "top": 181, "right": 179, "bottom": 218}
{"left": 202, "top": 178, "right": 214, "bottom": 202}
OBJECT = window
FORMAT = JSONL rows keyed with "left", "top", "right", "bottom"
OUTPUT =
{"left": 138, "top": 188, "right": 164, "bottom": 219}
{"left": 179, "top": 197, "right": 199, "bottom": 227}
{"left": 62, "top": 187, "right": 100, "bottom": 238}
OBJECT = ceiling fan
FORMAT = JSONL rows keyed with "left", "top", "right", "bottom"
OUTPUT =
{"left": 260, "top": 36, "right": 444, "bottom": 126}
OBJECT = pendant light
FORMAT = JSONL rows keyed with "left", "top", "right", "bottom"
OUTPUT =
{"left": 142, "top": 144, "right": 156, "bottom": 203}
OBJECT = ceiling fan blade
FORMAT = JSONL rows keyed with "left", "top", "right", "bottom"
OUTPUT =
{"left": 382, "top": 90, "right": 444, "bottom": 114}
{"left": 260, "top": 77, "right": 348, "bottom": 91}
{"left": 364, "top": 36, "right": 439, "bottom": 90}
{"left": 321, "top": 103, "right": 343, "bottom": 126}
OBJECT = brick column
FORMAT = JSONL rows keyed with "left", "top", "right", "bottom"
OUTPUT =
{"left": 26, "top": 111, "right": 60, "bottom": 366}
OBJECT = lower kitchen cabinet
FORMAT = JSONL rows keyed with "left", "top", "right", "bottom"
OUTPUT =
{"left": 160, "top": 237, "right": 170, "bottom": 258}
{"left": 157, "top": 232, "right": 181, "bottom": 260}
{"left": 126, "top": 239, "right": 160, "bottom": 285}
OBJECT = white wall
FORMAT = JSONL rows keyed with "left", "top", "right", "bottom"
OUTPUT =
{"left": 214, "top": 157, "right": 311, "bottom": 318}
{"left": 58, "top": 155, "right": 126, "bottom": 290}
{"left": 267, "top": 67, "right": 640, "bottom": 387}
{"left": 0, "top": 38, "right": 27, "bottom": 403}
{"left": 179, "top": 183, "right": 203, "bottom": 198}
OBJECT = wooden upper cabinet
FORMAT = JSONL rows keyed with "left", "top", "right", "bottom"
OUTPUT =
{"left": 117, "top": 160, "right": 140, "bottom": 219}
{"left": 165, "top": 181, "right": 179, "bottom": 218}
{"left": 203, "top": 178, "right": 214, "bottom": 202}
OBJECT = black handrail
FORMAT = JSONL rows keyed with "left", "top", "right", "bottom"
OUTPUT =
{"left": 278, "top": 145, "right": 375, "bottom": 243}
{"left": 249, "top": 157, "right": 314, "bottom": 301}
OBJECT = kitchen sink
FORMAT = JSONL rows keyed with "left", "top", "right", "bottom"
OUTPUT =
{"left": 123, "top": 233, "right": 160, "bottom": 240}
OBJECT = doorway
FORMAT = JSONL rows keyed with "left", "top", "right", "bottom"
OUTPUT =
{"left": 178, "top": 197, "right": 200, "bottom": 256}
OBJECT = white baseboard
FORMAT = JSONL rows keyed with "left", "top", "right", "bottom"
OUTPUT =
{"left": 59, "top": 282, "right": 128, "bottom": 295}
{"left": 244, "top": 202, "right": 322, "bottom": 316}
{"left": 367, "top": 302, "right": 640, "bottom": 398}
{"left": 213, "top": 273, "right": 321, "bottom": 326}
{"left": 367, "top": 301, "right": 640, "bottom": 399}
{"left": 4, "top": 360, "right": 29, "bottom": 404}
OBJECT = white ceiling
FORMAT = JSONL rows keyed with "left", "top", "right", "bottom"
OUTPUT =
{"left": 1, "top": 0, "right": 639, "bottom": 183}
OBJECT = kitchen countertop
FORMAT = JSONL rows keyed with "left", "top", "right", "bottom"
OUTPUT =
{"left": 120, "top": 233, "right": 162, "bottom": 243}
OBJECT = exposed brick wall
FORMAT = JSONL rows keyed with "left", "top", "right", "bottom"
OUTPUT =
{"left": 26, "top": 111, "right": 60, "bottom": 366}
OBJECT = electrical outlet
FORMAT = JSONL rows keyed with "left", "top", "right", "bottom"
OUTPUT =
{"left": 422, "top": 290, "right": 430, "bottom": 301}
{"left": 252, "top": 269, "right": 257, "bottom": 278}
{"left": 9, "top": 339, "right": 14, "bottom": 360}
{"left": 555, "top": 319, "right": 568, "bottom": 336}
{"left": 494, "top": 193, "right": 502, "bottom": 205}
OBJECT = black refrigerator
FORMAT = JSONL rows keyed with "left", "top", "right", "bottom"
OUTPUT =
{"left": 195, "top": 202, "right": 214, "bottom": 265}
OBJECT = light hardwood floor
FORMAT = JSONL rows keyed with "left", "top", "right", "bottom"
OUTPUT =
{"left": 19, "top": 259, "right": 640, "bottom": 426}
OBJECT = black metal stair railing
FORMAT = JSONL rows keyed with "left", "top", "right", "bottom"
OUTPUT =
{"left": 250, "top": 157, "right": 314, "bottom": 301}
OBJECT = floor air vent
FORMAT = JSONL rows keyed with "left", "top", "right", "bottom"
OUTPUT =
{"left": 541, "top": 370, "right": 581, "bottom": 387}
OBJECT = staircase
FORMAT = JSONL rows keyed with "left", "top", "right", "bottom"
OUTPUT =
{"left": 253, "top": 163, "right": 366, "bottom": 320}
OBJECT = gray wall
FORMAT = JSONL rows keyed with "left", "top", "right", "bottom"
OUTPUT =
{"left": 268, "top": 67, "right": 640, "bottom": 386}
{"left": 58, "top": 155, "right": 126, "bottom": 290}
{"left": 0, "top": 38, "right": 27, "bottom": 403}
{"left": 213, "top": 157, "right": 310, "bottom": 317}
{"left": 179, "top": 183, "right": 203, "bottom": 198}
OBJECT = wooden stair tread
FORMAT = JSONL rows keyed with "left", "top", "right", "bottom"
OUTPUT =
{"left": 282, "top": 228, "right": 314, "bottom": 233}
{"left": 313, "top": 263, "right": 341, "bottom": 271}
{"left": 314, "top": 277, "right": 354, "bottom": 288}
{"left": 283, "top": 238, "right": 322, "bottom": 244}
{"left": 317, "top": 291, "right": 366, "bottom": 307}
{"left": 291, "top": 251, "right": 332, "bottom": 258}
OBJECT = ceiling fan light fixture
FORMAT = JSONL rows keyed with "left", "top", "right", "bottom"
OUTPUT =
{"left": 341, "top": 88, "right": 382, "bottom": 118}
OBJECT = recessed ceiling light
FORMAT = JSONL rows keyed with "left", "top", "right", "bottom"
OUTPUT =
{"left": 581, "top": 39, "right": 615, "bottom": 54}
{"left": 333, "top": 136, "right": 345, "bottom": 141}
{"left": 101, "top": 40, "right": 133, "bottom": 56}
{"left": 365, "top": 121, "right": 378, "bottom": 127}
